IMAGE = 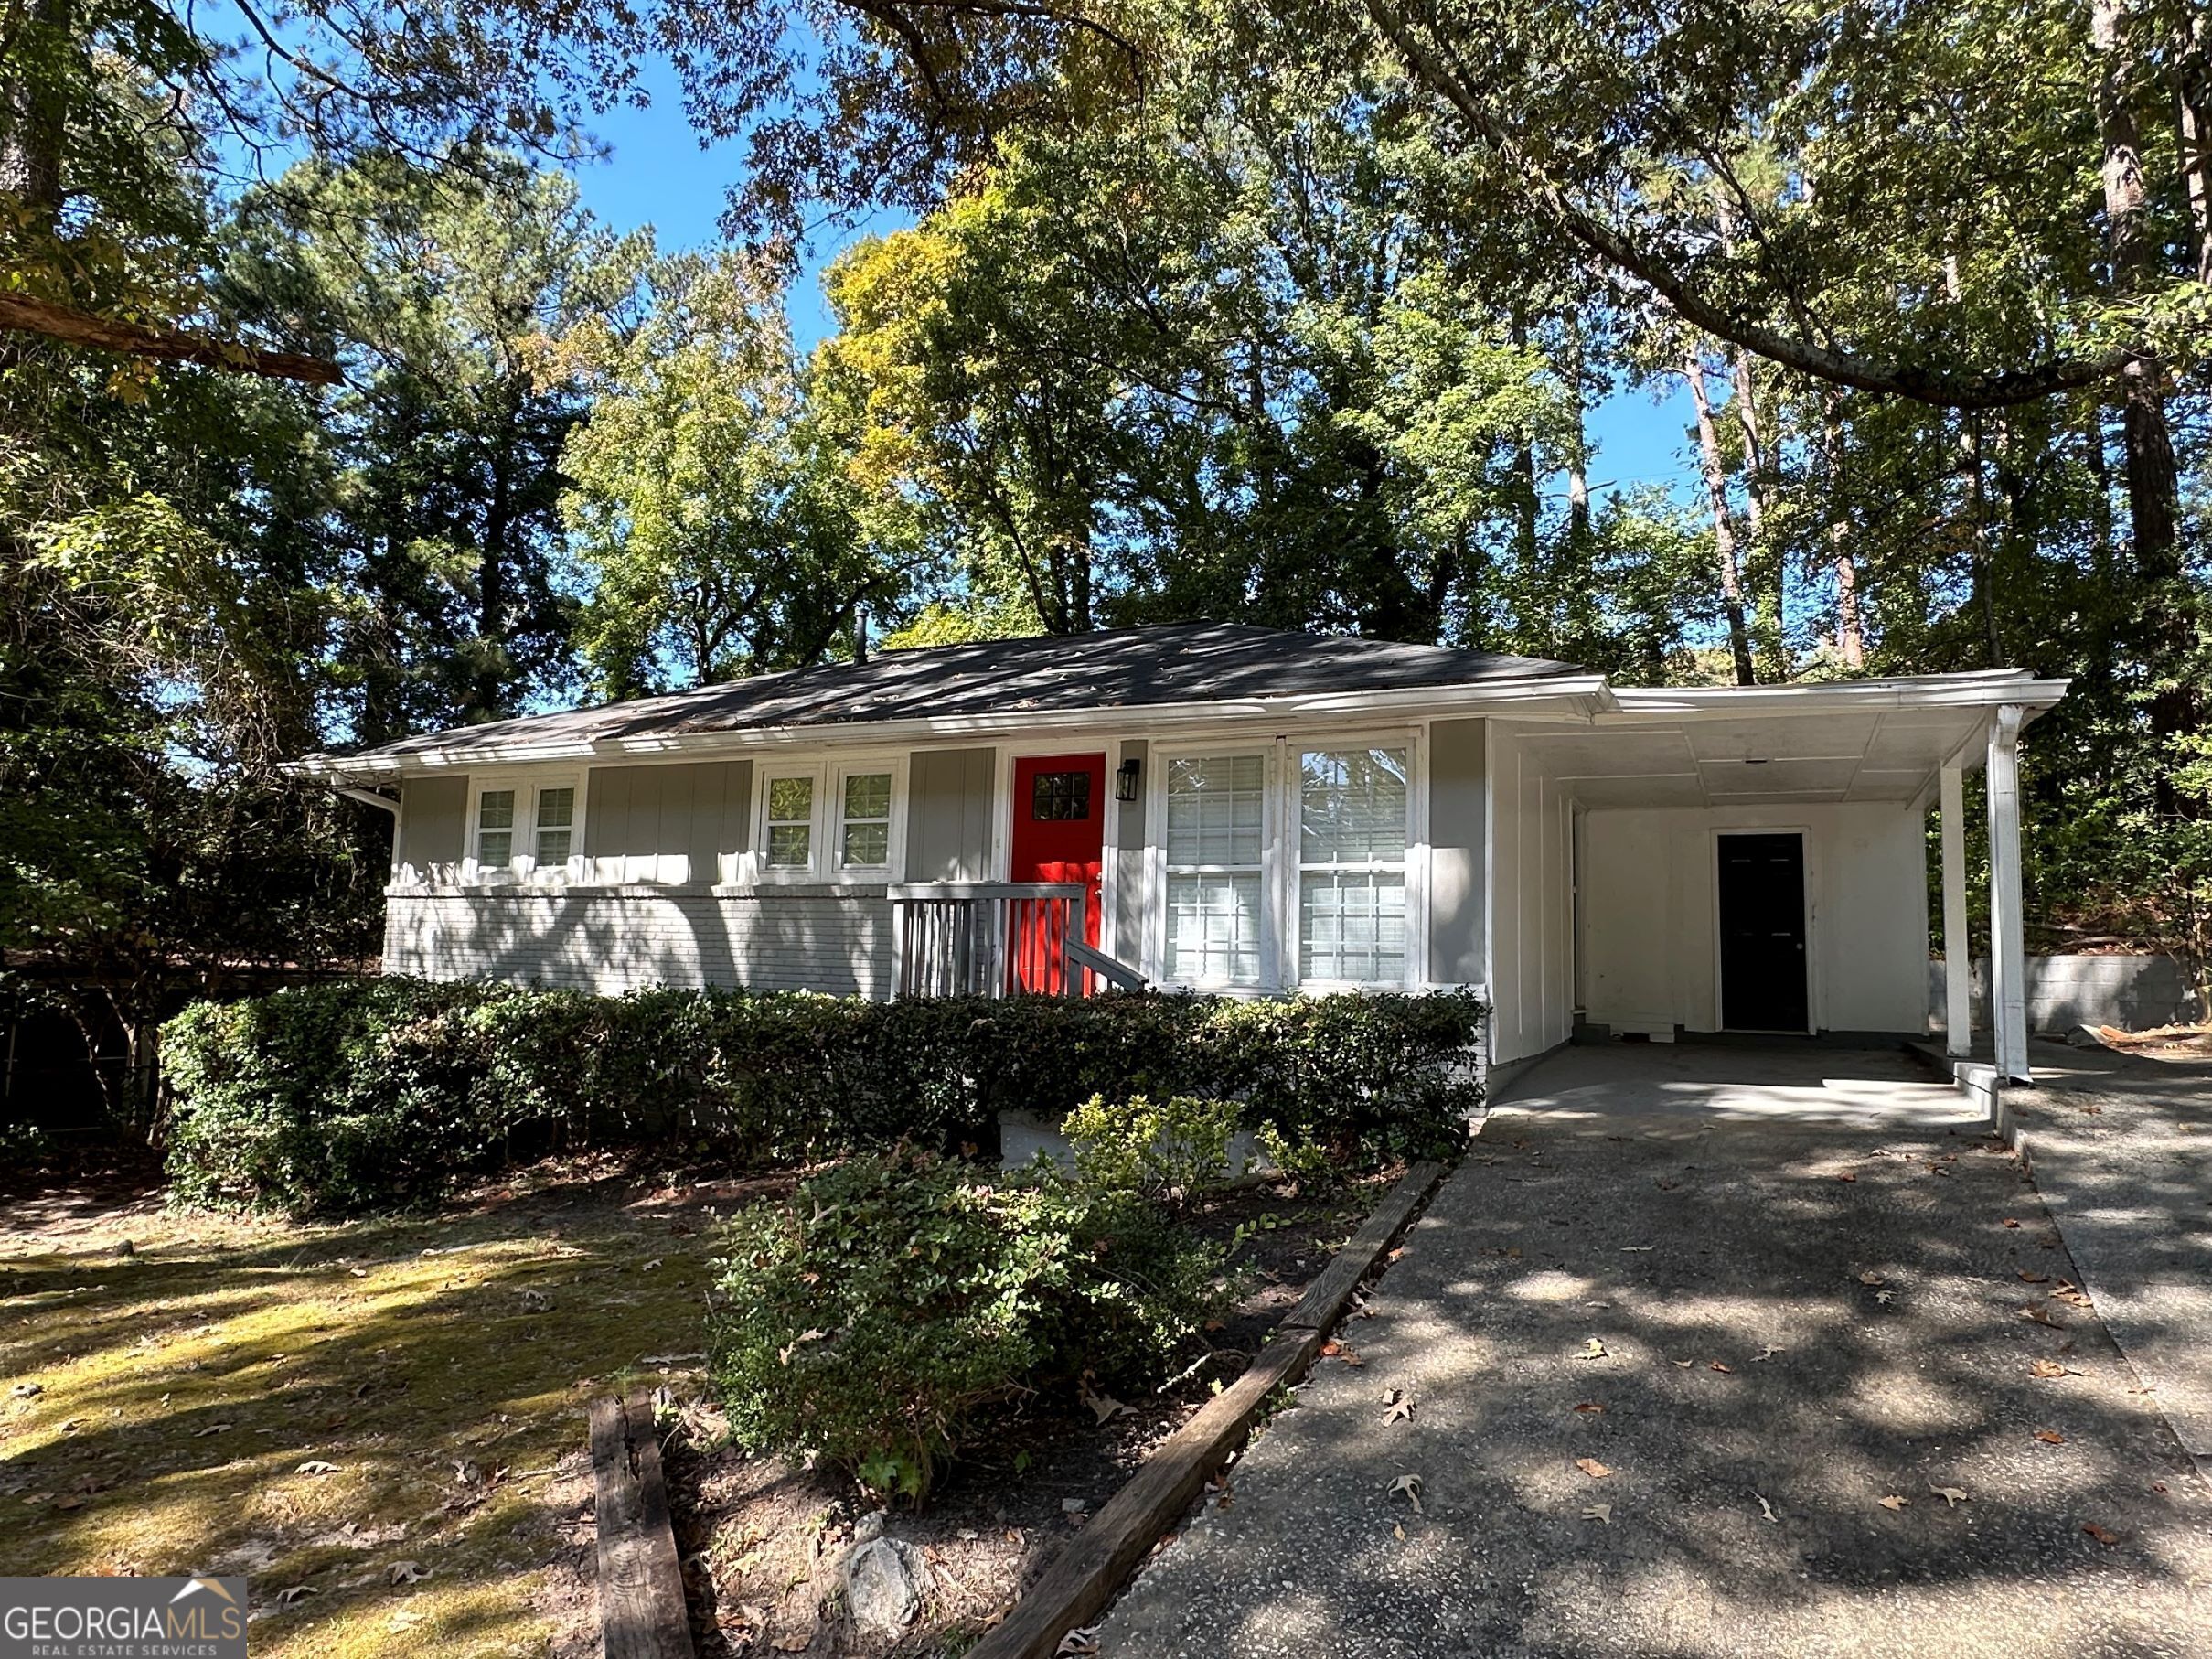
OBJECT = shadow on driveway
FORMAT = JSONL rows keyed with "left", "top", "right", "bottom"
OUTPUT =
{"left": 1103, "top": 1056, "right": 2210, "bottom": 1658}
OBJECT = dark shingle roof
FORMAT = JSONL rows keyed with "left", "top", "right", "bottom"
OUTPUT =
{"left": 322, "top": 623, "right": 1588, "bottom": 765}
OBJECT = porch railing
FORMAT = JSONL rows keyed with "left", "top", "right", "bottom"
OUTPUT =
{"left": 887, "top": 882, "right": 1147, "bottom": 998}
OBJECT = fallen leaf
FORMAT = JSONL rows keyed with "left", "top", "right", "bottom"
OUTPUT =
{"left": 2001, "top": 1218, "right": 2021, "bottom": 1229}
{"left": 54, "top": 1495, "right": 84, "bottom": 1512}
{"left": 2029, "top": 1359, "right": 2069, "bottom": 1378}
{"left": 193, "top": 1423, "right": 233, "bottom": 1437}
{"left": 1857, "top": 1271, "right": 1886, "bottom": 1287}
{"left": 1835, "top": 1172, "right": 1857, "bottom": 1183}
{"left": 1085, "top": 1394, "right": 1129, "bottom": 1426}
{"left": 1573, "top": 1401, "right": 1606, "bottom": 1414}
{"left": 1875, "top": 1290, "right": 1895, "bottom": 1305}
{"left": 1392, "top": 1523, "right": 1405, "bottom": 1540}
{"left": 295, "top": 1461, "right": 339, "bottom": 1476}
{"left": 1755, "top": 1493, "right": 1779, "bottom": 1524}
{"left": 2034, "top": 1430, "right": 2067, "bottom": 1446}
{"left": 1388, "top": 1473, "right": 1423, "bottom": 1515}
{"left": 387, "top": 1560, "right": 431, "bottom": 1586}
{"left": 1320, "top": 1340, "right": 1345, "bottom": 1357}
{"left": 772, "top": 1629, "right": 815, "bottom": 1652}
{"left": 1580, "top": 1504, "right": 1612, "bottom": 1525}
{"left": 8, "top": 1384, "right": 41, "bottom": 1400}
{"left": 1382, "top": 1396, "right": 1414, "bottom": 1424}
{"left": 1708, "top": 1361, "right": 1734, "bottom": 1375}
{"left": 1620, "top": 1245, "right": 1655, "bottom": 1253}
{"left": 2018, "top": 1270, "right": 2050, "bottom": 1284}
{"left": 2082, "top": 1522, "right": 2121, "bottom": 1547}
{"left": 1576, "top": 1457, "right": 1613, "bottom": 1479}
{"left": 1672, "top": 1359, "right": 1694, "bottom": 1369}
{"left": 1578, "top": 1338, "right": 1608, "bottom": 1360}
{"left": 1055, "top": 1627, "right": 1101, "bottom": 1654}
{"left": 1755, "top": 1343, "right": 1785, "bottom": 1362}
{"left": 1878, "top": 1495, "right": 1909, "bottom": 1510}
{"left": 2019, "top": 1304, "right": 2063, "bottom": 1328}
{"left": 1929, "top": 1485, "right": 1969, "bottom": 1507}
{"left": 273, "top": 1586, "right": 317, "bottom": 1611}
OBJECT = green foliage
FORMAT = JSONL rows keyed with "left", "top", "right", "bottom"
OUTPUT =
{"left": 159, "top": 980, "right": 1484, "bottom": 1215}
{"left": 560, "top": 248, "right": 919, "bottom": 695}
{"left": 1062, "top": 1093, "right": 1243, "bottom": 1210}
{"left": 706, "top": 1148, "right": 1227, "bottom": 1503}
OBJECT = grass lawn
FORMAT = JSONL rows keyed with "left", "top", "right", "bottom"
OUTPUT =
{"left": 0, "top": 1156, "right": 786, "bottom": 1657}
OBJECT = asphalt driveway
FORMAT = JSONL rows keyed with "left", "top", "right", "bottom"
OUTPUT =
{"left": 1102, "top": 1051, "right": 2212, "bottom": 1657}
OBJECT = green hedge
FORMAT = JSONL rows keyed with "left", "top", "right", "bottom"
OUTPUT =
{"left": 162, "top": 979, "right": 1484, "bottom": 1214}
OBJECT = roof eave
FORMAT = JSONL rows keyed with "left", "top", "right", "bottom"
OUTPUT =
{"left": 296, "top": 674, "right": 1613, "bottom": 776}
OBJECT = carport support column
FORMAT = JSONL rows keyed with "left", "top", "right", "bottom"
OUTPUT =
{"left": 1939, "top": 765, "right": 1972, "bottom": 1057}
{"left": 1985, "top": 706, "right": 2030, "bottom": 1082}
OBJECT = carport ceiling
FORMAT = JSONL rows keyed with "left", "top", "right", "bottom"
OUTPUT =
{"left": 1508, "top": 707, "right": 1994, "bottom": 808}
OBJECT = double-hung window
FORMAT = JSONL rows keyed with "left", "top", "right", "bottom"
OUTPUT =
{"left": 838, "top": 768, "right": 893, "bottom": 870}
{"left": 754, "top": 758, "right": 902, "bottom": 880}
{"left": 1298, "top": 746, "right": 1410, "bottom": 985}
{"left": 1162, "top": 753, "right": 1267, "bottom": 988}
{"left": 471, "top": 777, "right": 580, "bottom": 882}
{"left": 762, "top": 772, "right": 817, "bottom": 871}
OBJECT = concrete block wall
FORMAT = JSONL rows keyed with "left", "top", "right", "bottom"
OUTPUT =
{"left": 1928, "top": 952, "right": 2201, "bottom": 1034}
{"left": 383, "top": 889, "right": 893, "bottom": 998}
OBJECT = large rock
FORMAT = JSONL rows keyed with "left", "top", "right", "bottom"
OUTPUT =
{"left": 844, "top": 1536, "right": 929, "bottom": 1634}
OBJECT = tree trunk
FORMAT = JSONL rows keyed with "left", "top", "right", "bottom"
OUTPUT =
{"left": 1685, "top": 349, "right": 1756, "bottom": 686}
{"left": 1562, "top": 313, "right": 1592, "bottom": 545}
{"left": 2177, "top": 9, "right": 2212, "bottom": 282}
{"left": 0, "top": 0, "right": 68, "bottom": 235}
{"left": 1818, "top": 389, "right": 1865, "bottom": 669}
{"left": 475, "top": 409, "right": 515, "bottom": 721}
{"left": 1730, "top": 349, "right": 1788, "bottom": 679}
{"left": 2093, "top": 0, "right": 2189, "bottom": 742}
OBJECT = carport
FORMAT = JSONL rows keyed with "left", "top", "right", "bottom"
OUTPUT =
{"left": 1488, "top": 1039, "right": 1985, "bottom": 1129}
{"left": 1483, "top": 669, "right": 2068, "bottom": 1083}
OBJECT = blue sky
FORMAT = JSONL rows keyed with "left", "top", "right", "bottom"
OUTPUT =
{"left": 567, "top": 63, "right": 1697, "bottom": 508}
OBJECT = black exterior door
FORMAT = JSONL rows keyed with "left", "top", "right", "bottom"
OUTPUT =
{"left": 1717, "top": 833, "right": 1810, "bottom": 1032}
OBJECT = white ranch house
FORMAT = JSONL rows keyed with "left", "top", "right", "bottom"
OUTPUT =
{"left": 295, "top": 624, "right": 2067, "bottom": 1081}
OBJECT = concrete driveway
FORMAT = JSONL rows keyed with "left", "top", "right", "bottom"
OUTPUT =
{"left": 1489, "top": 1040, "right": 1985, "bottom": 1129}
{"left": 1101, "top": 1044, "right": 2212, "bottom": 1658}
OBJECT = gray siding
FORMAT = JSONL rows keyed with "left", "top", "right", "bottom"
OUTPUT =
{"left": 384, "top": 890, "right": 892, "bottom": 997}
{"left": 1114, "top": 737, "right": 1149, "bottom": 953}
{"left": 1428, "top": 717, "right": 1487, "bottom": 987}
{"left": 905, "top": 746, "right": 995, "bottom": 881}
{"left": 394, "top": 774, "right": 468, "bottom": 883}
{"left": 585, "top": 760, "right": 751, "bottom": 882}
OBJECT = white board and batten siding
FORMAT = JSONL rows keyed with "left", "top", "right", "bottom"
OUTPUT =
{"left": 1576, "top": 802, "right": 1928, "bottom": 1038}
{"left": 1483, "top": 722, "right": 1576, "bottom": 1065}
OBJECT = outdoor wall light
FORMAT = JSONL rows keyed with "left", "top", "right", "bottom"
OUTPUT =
{"left": 1115, "top": 757, "right": 1142, "bottom": 801}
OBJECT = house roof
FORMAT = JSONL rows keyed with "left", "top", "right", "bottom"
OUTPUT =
{"left": 298, "top": 623, "right": 1594, "bottom": 774}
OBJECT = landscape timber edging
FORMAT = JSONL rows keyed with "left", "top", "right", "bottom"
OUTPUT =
{"left": 966, "top": 1158, "right": 1448, "bottom": 1659}
{"left": 589, "top": 1387, "right": 697, "bottom": 1659}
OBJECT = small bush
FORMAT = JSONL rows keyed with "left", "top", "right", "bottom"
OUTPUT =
{"left": 1062, "top": 1094, "right": 1245, "bottom": 1209}
{"left": 163, "top": 980, "right": 1482, "bottom": 1215}
{"left": 706, "top": 1150, "right": 1225, "bottom": 1503}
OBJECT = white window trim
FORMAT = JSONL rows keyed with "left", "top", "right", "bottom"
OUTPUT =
{"left": 464, "top": 770, "right": 587, "bottom": 886}
{"left": 1288, "top": 735, "right": 1423, "bottom": 993}
{"left": 745, "top": 753, "right": 908, "bottom": 885}
{"left": 1143, "top": 725, "right": 1427, "bottom": 993}
{"left": 1149, "top": 740, "right": 1281, "bottom": 992}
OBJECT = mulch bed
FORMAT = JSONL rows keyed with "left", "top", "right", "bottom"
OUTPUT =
{"left": 657, "top": 1172, "right": 1403, "bottom": 1657}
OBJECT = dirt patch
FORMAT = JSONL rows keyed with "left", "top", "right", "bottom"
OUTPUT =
{"left": 2088, "top": 1022, "right": 2212, "bottom": 1061}
{"left": 659, "top": 1173, "right": 1401, "bottom": 1656}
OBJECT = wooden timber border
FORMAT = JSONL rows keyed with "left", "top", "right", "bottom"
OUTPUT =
{"left": 589, "top": 1387, "right": 697, "bottom": 1659}
{"left": 967, "top": 1158, "right": 1448, "bottom": 1659}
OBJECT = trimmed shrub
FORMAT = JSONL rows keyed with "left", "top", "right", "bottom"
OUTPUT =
{"left": 162, "top": 980, "right": 1482, "bottom": 1214}
{"left": 1061, "top": 1094, "right": 1245, "bottom": 1209}
{"left": 706, "top": 1149, "right": 1226, "bottom": 1503}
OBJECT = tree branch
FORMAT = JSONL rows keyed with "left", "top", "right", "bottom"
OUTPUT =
{"left": 0, "top": 292, "right": 344, "bottom": 384}
{"left": 1363, "top": 0, "right": 2132, "bottom": 410}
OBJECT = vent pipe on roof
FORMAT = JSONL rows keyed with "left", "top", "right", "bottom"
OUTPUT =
{"left": 852, "top": 608, "right": 868, "bottom": 665}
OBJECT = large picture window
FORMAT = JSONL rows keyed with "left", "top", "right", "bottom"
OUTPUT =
{"left": 1298, "top": 746, "right": 1409, "bottom": 984}
{"left": 1162, "top": 753, "right": 1266, "bottom": 987}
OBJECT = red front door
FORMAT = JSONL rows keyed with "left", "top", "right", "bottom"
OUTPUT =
{"left": 1009, "top": 753, "right": 1106, "bottom": 993}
